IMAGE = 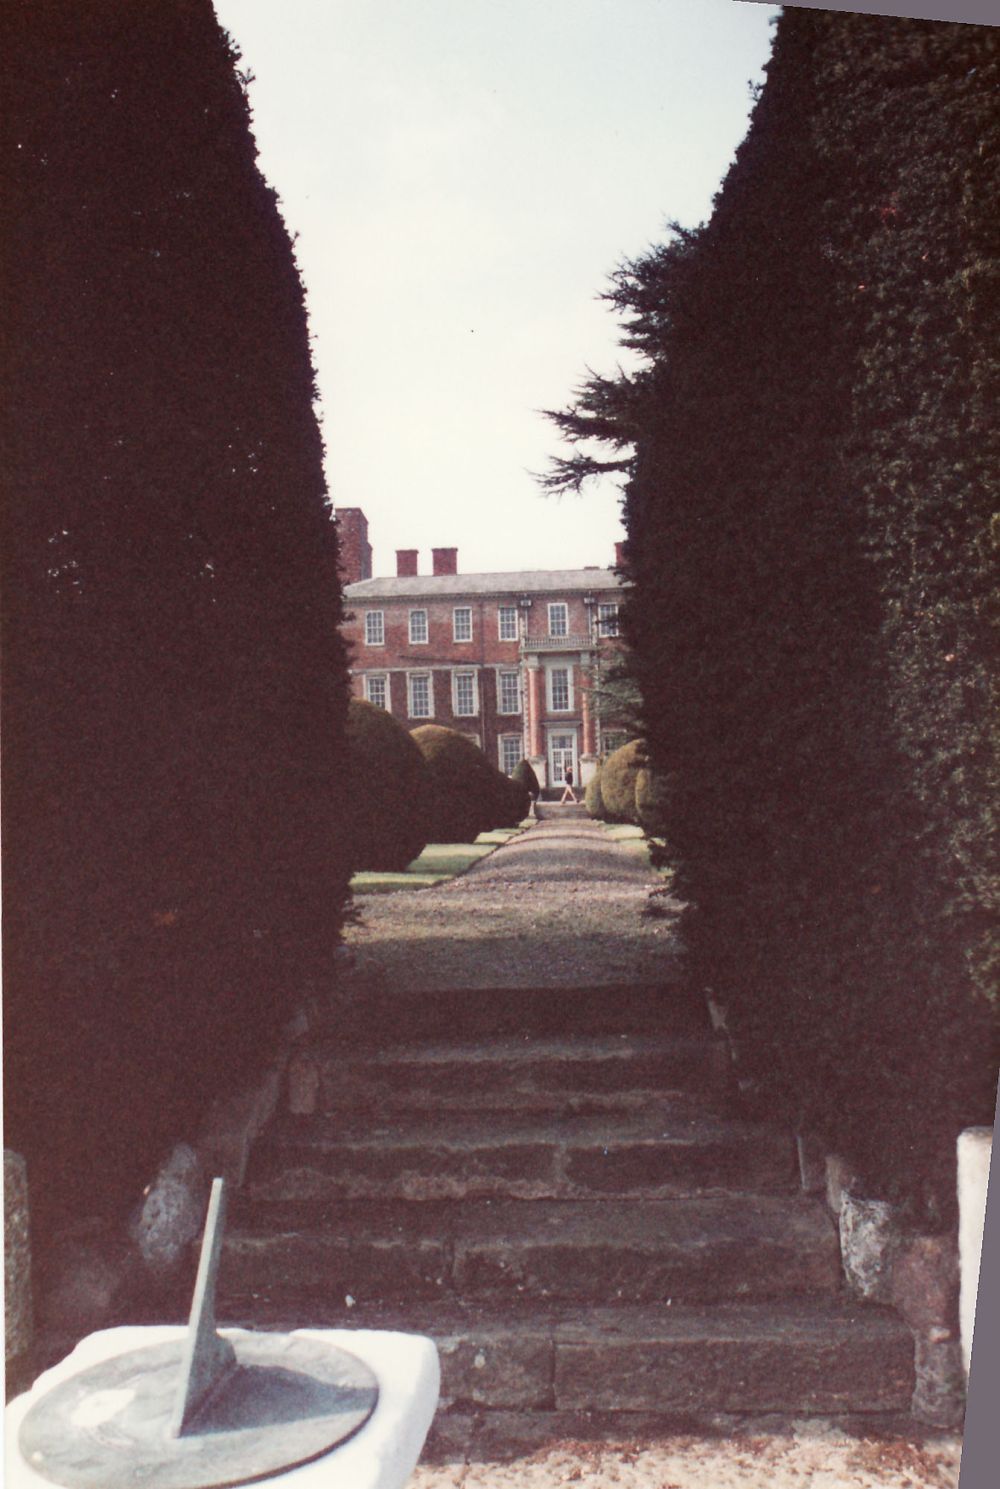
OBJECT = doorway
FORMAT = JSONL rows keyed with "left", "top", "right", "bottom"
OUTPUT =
{"left": 548, "top": 730, "right": 577, "bottom": 786}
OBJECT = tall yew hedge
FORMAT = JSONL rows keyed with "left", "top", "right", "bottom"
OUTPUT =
{"left": 551, "top": 12, "right": 998, "bottom": 1216}
{"left": 2, "top": 1, "right": 352, "bottom": 1222}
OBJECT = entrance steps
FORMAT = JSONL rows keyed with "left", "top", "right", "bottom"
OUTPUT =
{"left": 220, "top": 980, "right": 915, "bottom": 1432}
{"left": 534, "top": 800, "right": 589, "bottom": 819}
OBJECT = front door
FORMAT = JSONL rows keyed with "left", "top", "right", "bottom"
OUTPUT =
{"left": 548, "top": 730, "right": 577, "bottom": 786}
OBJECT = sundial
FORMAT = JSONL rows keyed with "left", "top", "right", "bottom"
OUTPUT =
{"left": 18, "top": 1179, "right": 379, "bottom": 1489}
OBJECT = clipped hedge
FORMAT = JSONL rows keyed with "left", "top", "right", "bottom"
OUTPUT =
{"left": 412, "top": 726, "right": 528, "bottom": 842}
{"left": 511, "top": 757, "right": 540, "bottom": 802}
{"left": 600, "top": 739, "right": 648, "bottom": 823}
{"left": 635, "top": 766, "right": 673, "bottom": 838}
{"left": 345, "top": 700, "right": 430, "bottom": 870}
{"left": 2, "top": 1, "right": 352, "bottom": 1225}
{"left": 584, "top": 763, "right": 605, "bottom": 819}
{"left": 553, "top": 10, "right": 999, "bottom": 1214}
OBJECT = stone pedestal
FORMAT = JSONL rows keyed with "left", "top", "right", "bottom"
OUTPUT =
{"left": 579, "top": 753, "right": 598, "bottom": 786}
{"left": 4, "top": 1151, "right": 32, "bottom": 1375}
{"left": 958, "top": 1125, "right": 993, "bottom": 1380}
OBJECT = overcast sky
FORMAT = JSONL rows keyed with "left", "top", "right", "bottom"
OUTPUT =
{"left": 212, "top": 0, "right": 779, "bottom": 575}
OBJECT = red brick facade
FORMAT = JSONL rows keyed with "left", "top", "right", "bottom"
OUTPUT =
{"left": 338, "top": 515, "right": 626, "bottom": 791}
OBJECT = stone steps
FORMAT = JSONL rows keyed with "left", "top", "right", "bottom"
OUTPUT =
{"left": 311, "top": 1032, "right": 731, "bottom": 1117}
{"left": 318, "top": 982, "right": 707, "bottom": 1047}
{"left": 221, "top": 1193, "right": 841, "bottom": 1309}
{"left": 223, "top": 976, "right": 916, "bottom": 1425}
{"left": 246, "top": 1109, "right": 796, "bottom": 1202}
{"left": 216, "top": 1297, "right": 914, "bottom": 1417}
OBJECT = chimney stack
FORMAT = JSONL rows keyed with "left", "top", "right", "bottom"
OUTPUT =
{"left": 396, "top": 549, "right": 418, "bottom": 577}
{"left": 614, "top": 540, "right": 627, "bottom": 569}
{"left": 335, "top": 507, "right": 373, "bottom": 585}
{"left": 432, "top": 547, "right": 458, "bottom": 576}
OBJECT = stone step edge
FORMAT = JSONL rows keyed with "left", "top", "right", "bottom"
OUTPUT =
{"left": 212, "top": 1300, "right": 915, "bottom": 1417}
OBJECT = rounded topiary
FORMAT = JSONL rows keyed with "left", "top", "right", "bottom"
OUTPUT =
{"left": 600, "top": 739, "right": 648, "bottom": 823}
{"left": 345, "top": 700, "right": 431, "bottom": 869}
{"left": 412, "top": 725, "right": 526, "bottom": 842}
{"left": 511, "top": 758, "right": 540, "bottom": 802}
{"left": 584, "top": 764, "right": 605, "bottom": 819}
{"left": 494, "top": 769, "right": 531, "bottom": 828}
{"left": 635, "top": 765, "right": 674, "bottom": 837}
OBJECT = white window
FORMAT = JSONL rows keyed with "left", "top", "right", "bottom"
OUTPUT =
{"left": 548, "top": 666, "right": 571, "bottom": 712}
{"left": 408, "top": 673, "right": 433, "bottom": 718}
{"left": 597, "top": 603, "right": 620, "bottom": 638}
{"left": 453, "top": 607, "right": 472, "bottom": 642}
{"left": 365, "top": 674, "right": 389, "bottom": 710}
{"left": 498, "top": 670, "right": 521, "bottom": 715}
{"left": 548, "top": 602, "right": 568, "bottom": 637}
{"left": 452, "top": 670, "right": 478, "bottom": 717}
{"left": 499, "top": 735, "right": 522, "bottom": 776}
{"left": 498, "top": 605, "right": 518, "bottom": 641}
{"left": 603, "top": 730, "right": 627, "bottom": 757}
{"left": 409, "top": 609, "right": 428, "bottom": 644}
{"left": 365, "top": 610, "right": 384, "bottom": 646}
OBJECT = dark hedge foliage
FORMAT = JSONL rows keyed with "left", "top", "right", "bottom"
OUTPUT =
{"left": 512, "top": 758, "right": 540, "bottom": 802}
{"left": 634, "top": 767, "right": 673, "bottom": 839}
{"left": 549, "top": 11, "right": 998, "bottom": 1217}
{"left": 345, "top": 701, "right": 431, "bottom": 871}
{"left": 412, "top": 727, "right": 527, "bottom": 842}
{"left": 2, "top": 1, "right": 352, "bottom": 1223}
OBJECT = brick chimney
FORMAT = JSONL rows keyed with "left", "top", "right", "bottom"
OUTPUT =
{"left": 432, "top": 547, "right": 458, "bottom": 576}
{"left": 396, "top": 549, "right": 418, "bottom": 577}
{"left": 335, "top": 508, "right": 373, "bottom": 585}
{"left": 614, "top": 540, "right": 627, "bottom": 569}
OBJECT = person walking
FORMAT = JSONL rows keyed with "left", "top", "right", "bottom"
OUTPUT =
{"left": 559, "top": 765, "right": 578, "bottom": 804}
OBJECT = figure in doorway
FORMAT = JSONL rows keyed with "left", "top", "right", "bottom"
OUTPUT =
{"left": 560, "top": 766, "right": 578, "bottom": 804}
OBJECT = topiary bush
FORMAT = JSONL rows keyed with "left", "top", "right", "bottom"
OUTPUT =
{"left": 584, "top": 764, "right": 605, "bottom": 819}
{"left": 600, "top": 739, "right": 648, "bottom": 823}
{"left": 511, "top": 757, "right": 540, "bottom": 802}
{"left": 345, "top": 700, "right": 431, "bottom": 870}
{"left": 412, "top": 726, "right": 526, "bottom": 842}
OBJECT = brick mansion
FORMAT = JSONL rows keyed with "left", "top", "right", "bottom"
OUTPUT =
{"left": 336, "top": 509, "right": 627, "bottom": 792}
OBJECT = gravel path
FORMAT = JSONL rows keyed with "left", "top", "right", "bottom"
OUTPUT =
{"left": 345, "top": 819, "right": 682, "bottom": 991}
{"left": 344, "top": 817, "right": 963, "bottom": 1488}
{"left": 410, "top": 1428, "right": 962, "bottom": 1488}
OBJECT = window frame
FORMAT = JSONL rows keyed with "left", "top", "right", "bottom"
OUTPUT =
{"left": 364, "top": 609, "right": 385, "bottom": 647}
{"left": 498, "top": 669, "right": 522, "bottom": 716}
{"left": 451, "top": 668, "right": 479, "bottom": 717}
{"left": 548, "top": 665, "right": 572, "bottom": 712}
{"left": 497, "top": 605, "right": 518, "bottom": 642}
{"left": 499, "top": 734, "right": 522, "bottom": 776}
{"left": 407, "top": 671, "right": 433, "bottom": 719}
{"left": 365, "top": 673, "right": 389, "bottom": 710}
{"left": 408, "top": 608, "right": 429, "bottom": 645}
{"left": 597, "top": 602, "right": 620, "bottom": 638}
{"left": 548, "top": 602, "right": 568, "bottom": 638}
{"left": 453, "top": 606, "right": 473, "bottom": 643}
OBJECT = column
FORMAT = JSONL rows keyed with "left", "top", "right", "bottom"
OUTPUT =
{"left": 579, "top": 655, "right": 598, "bottom": 785}
{"left": 528, "top": 664, "right": 545, "bottom": 759}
